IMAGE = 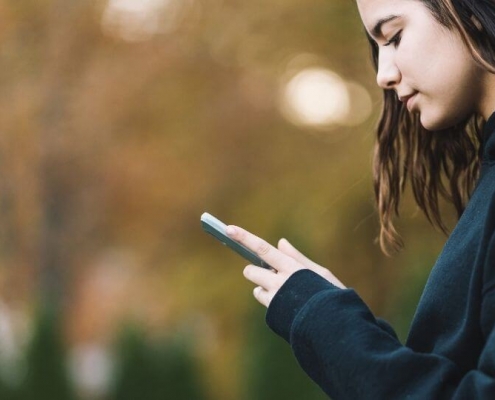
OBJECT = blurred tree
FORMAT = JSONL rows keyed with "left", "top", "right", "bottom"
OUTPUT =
{"left": 0, "top": 378, "right": 20, "bottom": 400}
{"left": 111, "top": 323, "right": 208, "bottom": 400}
{"left": 20, "top": 306, "right": 75, "bottom": 400}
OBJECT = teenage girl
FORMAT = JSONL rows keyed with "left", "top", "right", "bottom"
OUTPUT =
{"left": 226, "top": 0, "right": 495, "bottom": 398}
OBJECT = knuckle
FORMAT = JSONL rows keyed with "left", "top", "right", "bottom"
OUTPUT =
{"left": 236, "top": 228, "right": 246, "bottom": 241}
{"left": 256, "top": 240, "right": 271, "bottom": 256}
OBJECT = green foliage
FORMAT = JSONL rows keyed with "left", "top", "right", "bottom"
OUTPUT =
{"left": 0, "top": 313, "right": 212, "bottom": 400}
{"left": 20, "top": 307, "right": 75, "bottom": 400}
{"left": 387, "top": 253, "right": 435, "bottom": 343}
{"left": 0, "top": 378, "right": 20, "bottom": 400}
{"left": 242, "top": 307, "right": 328, "bottom": 400}
{"left": 111, "top": 324, "right": 208, "bottom": 400}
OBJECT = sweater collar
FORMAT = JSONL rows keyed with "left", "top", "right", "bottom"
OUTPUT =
{"left": 483, "top": 112, "right": 495, "bottom": 162}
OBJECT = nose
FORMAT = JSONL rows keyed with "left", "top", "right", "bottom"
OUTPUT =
{"left": 376, "top": 50, "right": 401, "bottom": 89}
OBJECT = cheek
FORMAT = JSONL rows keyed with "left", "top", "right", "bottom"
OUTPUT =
{"left": 395, "top": 41, "right": 431, "bottom": 82}
{"left": 397, "top": 26, "right": 451, "bottom": 85}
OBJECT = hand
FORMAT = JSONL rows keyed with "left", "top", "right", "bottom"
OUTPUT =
{"left": 226, "top": 225, "right": 345, "bottom": 307}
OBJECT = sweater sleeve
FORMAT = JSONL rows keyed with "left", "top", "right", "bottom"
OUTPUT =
{"left": 266, "top": 269, "right": 495, "bottom": 399}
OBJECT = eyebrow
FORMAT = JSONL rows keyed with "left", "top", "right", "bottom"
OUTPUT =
{"left": 371, "top": 15, "right": 400, "bottom": 38}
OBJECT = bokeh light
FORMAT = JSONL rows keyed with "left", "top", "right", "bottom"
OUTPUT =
{"left": 69, "top": 344, "right": 114, "bottom": 399}
{"left": 339, "top": 81, "right": 373, "bottom": 127}
{"left": 101, "top": 0, "right": 189, "bottom": 42}
{"left": 280, "top": 67, "right": 350, "bottom": 128}
{"left": 278, "top": 53, "right": 373, "bottom": 130}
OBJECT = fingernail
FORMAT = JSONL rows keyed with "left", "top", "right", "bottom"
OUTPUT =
{"left": 226, "top": 226, "right": 237, "bottom": 236}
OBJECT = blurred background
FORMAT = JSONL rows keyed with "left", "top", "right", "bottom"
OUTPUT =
{"left": 0, "top": 0, "right": 455, "bottom": 399}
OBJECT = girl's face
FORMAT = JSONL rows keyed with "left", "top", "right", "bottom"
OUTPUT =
{"left": 357, "top": 0, "right": 491, "bottom": 130}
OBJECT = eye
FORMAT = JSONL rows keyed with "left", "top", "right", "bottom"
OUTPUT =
{"left": 384, "top": 30, "right": 402, "bottom": 48}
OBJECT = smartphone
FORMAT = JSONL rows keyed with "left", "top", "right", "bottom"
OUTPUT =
{"left": 201, "top": 212, "right": 273, "bottom": 270}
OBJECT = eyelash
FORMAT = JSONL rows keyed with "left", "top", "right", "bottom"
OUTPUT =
{"left": 384, "top": 30, "right": 402, "bottom": 47}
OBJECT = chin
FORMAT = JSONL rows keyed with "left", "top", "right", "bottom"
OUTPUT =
{"left": 419, "top": 112, "right": 468, "bottom": 132}
{"left": 418, "top": 117, "right": 442, "bottom": 131}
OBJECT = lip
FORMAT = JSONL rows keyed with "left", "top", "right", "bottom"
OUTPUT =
{"left": 399, "top": 92, "right": 418, "bottom": 111}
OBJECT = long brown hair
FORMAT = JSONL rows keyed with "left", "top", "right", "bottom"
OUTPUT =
{"left": 368, "top": 0, "right": 495, "bottom": 255}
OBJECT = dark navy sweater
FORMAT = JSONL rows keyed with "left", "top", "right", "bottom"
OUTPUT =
{"left": 266, "top": 114, "right": 495, "bottom": 399}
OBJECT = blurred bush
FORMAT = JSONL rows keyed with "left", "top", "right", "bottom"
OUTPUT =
{"left": 0, "top": 378, "right": 19, "bottom": 400}
{"left": 242, "top": 306, "right": 328, "bottom": 400}
{"left": 12, "top": 307, "right": 75, "bottom": 400}
{"left": 111, "top": 324, "right": 207, "bottom": 400}
{"left": 1, "top": 309, "right": 210, "bottom": 400}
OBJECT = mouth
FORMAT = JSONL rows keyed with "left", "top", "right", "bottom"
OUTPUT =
{"left": 398, "top": 92, "right": 418, "bottom": 112}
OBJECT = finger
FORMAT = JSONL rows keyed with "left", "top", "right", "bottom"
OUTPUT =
{"left": 278, "top": 238, "right": 346, "bottom": 289}
{"left": 226, "top": 225, "right": 299, "bottom": 272}
{"left": 243, "top": 264, "right": 278, "bottom": 290}
{"left": 278, "top": 238, "right": 320, "bottom": 270}
{"left": 253, "top": 286, "right": 272, "bottom": 307}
